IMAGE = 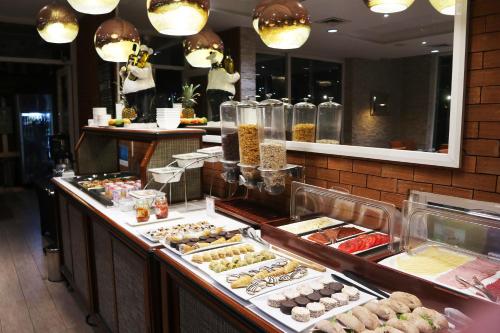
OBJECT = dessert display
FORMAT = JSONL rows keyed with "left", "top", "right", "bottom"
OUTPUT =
{"left": 190, "top": 244, "right": 255, "bottom": 264}
{"left": 279, "top": 217, "right": 344, "bottom": 235}
{"left": 174, "top": 232, "right": 243, "bottom": 255}
{"left": 142, "top": 221, "right": 220, "bottom": 242}
{"left": 311, "top": 292, "right": 448, "bottom": 333}
{"left": 208, "top": 250, "right": 276, "bottom": 273}
{"left": 305, "top": 225, "right": 368, "bottom": 245}
{"left": 335, "top": 233, "right": 390, "bottom": 254}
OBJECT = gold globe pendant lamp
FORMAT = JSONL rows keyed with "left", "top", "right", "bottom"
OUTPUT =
{"left": 429, "top": 0, "right": 455, "bottom": 15}
{"left": 183, "top": 27, "right": 224, "bottom": 68}
{"left": 36, "top": 3, "right": 79, "bottom": 43}
{"left": 67, "top": 0, "right": 120, "bottom": 15}
{"left": 94, "top": 18, "right": 140, "bottom": 62}
{"left": 147, "top": 0, "right": 210, "bottom": 36}
{"left": 258, "top": 0, "right": 311, "bottom": 50}
{"left": 363, "top": 0, "right": 415, "bottom": 14}
{"left": 252, "top": 0, "right": 274, "bottom": 33}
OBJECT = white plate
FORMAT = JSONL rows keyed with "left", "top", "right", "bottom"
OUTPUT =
{"left": 301, "top": 224, "right": 374, "bottom": 245}
{"left": 212, "top": 259, "right": 323, "bottom": 301}
{"left": 125, "top": 210, "right": 183, "bottom": 227}
{"left": 183, "top": 243, "right": 280, "bottom": 276}
{"left": 250, "top": 275, "right": 376, "bottom": 333}
{"left": 278, "top": 217, "right": 345, "bottom": 235}
{"left": 331, "top": 232, "right": 390, "bottom": 255}
{"left": 161, "top": 236, "right": 244, "bottom": 256}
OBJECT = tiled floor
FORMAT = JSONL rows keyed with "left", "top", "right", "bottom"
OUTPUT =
{"left": 0, "top": 188, "right": 94, "bottom": 333}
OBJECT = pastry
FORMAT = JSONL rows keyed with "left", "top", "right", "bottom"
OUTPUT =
{"left": 363, "top": 301, "right": 397, "bottom": 320}
{"left": 280, "top": 300, "right": 297, "bottom": 315}
{"left": 306, "top": 291, "right": 322, "bottom": 302}
{"left": 314, "top": 320, "right": 347, "bottom": 333}
{"left": 332, "top": 293, "right": 349, "bottom": 305}
{"left": 306, "top": 302, "right": 325, "bottom": 318}
{"left": 298, "top": 286, "right": 314, "bottom": 297}
{"left": 390, "top": 292, "right": 422, "bottom": 310}
{"left": 320, "top": 276, "right": 335, "bottom": 285}
{"left": 319, "top": 287, "right": 334, "bottom": 297}
{"left": 327, "top": 282, "right": 344, "bottom": 292}
{"left": 380, "top": 299, "right": 411, "bottom": 314}
{"left": 293, "top": 296, "right": 310, "bottom": 307}
{"left": 291, "top": 306, "right": 311, "bottom": 322}
{"left": 374, "top": 327, "right": 404, "bottom": 333}
{"left": 320, "top": 297, "right": 338, "bottom": 311}
{"left": 412, "top": 307, "right": 448, "bottom": 329}
{"left": 310, "top": 281, "right": 325, "bottom": 291}
{"left": 336, "top": 313, "right": 366, "bottom": 332}
{"left": 352, "top": 306, "right": 380, "bottom": 330}
{"left": 267, "top": 293, "right": 285, "bottom": 308}
{"left": 284, "top": 289, "right": 300, "bottom": 300}
{"left": 230, "top": 275, "right": 252, "bottom": 289}
{"left": 342, "top": 286, "right": 360, "bottom": 300}
{"left": 401, "top": 313, "right": 433, "bottom": 333}
{"left": 386, "top": 318, "right": 419, "bottom": 333}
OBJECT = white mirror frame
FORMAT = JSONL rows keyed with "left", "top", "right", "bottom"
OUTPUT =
{"left": 286, "top": 0, "right": 468, "bottom": 168}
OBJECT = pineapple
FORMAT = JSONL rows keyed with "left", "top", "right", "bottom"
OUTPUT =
{"left": 179, "top": 83, "right": 200, "bottom": 118}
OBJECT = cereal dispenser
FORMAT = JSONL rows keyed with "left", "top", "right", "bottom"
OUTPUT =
{"left": 220, "top": 97, "right": 240, "bottom": 183}
{"left": 292, "top": 98, "right": 317, "bottom": 142}
{"left": 316, "top": 97, "right": 343, "bottom": 144}
{"left": 282, "top": 98, "right": 294, "bottom": 141}
{"left": 236, "top": 97, "right": 261, "bottom": 188}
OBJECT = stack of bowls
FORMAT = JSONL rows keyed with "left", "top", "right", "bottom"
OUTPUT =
{"left": 92, "top": 107, "right": 110, "bottom": 126}
{"left": 157, "top": 108, "right": 181, "bottom": 129}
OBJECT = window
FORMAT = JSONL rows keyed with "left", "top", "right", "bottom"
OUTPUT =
{"left": 256, "top": 53, "right": 286, "bottom": 101}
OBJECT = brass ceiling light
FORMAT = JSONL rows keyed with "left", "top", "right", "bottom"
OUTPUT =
{"left": 363, "top": 0, "right": 415, "bottom": 14}
{"left": 147, "top": 0, "right": 210, "bottom": 36}
{"left": 429, "top": 0, "right": 455, "bottom": 15}
{"left": 36, "top": 3, "right": 79, "bottom": 43}
{"left": 183, "top": 28, "right": 224, "bottom": 68}
{"left": 252, "top": 0, "right": 274, "bottom": 33}
{"left": 258, "top": 0, "right": 311, "bottom": 50}
{"left": 94, "top": 18, "right": 140, "bottom": 62}
{"left": 67, "top": 0, "right": 120, "bottom": 15}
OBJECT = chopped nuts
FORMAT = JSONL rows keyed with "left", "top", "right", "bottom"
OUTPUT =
{"left": 260, "top": 141, "right": 287, "bottom": 170}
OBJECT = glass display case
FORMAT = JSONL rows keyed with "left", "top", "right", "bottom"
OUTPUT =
{"left": 220, "top": 97, "right": 240, "bottom": 163}
{"left": 379, "top": 201, "right": 500, "bottom": 302}
{"left": 292, "top": 98, "right": 317, "bottom": 142}
{"left": 316, "top": 97, "right": 343, "bottom": 145}
{"left": 285, "top": 181, "right": 401, "bottom": 255}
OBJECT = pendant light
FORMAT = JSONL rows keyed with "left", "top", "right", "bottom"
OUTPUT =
{"left": 363, "top": 0, "right": 415, "bottom": 14}
{"left": 252, "top": 0, "right": 274, "bottom": 33}
{"left": 183, "top": 28, "right": 223, "bottom": 68}
{"left": 258, "top": 0, "right": 311, "bottom": 50}
{"left": 94, "top": 18, "right": 140, "bottom": 62}
{"left": 36, "top": 3, "right": 79, "bottom": 44}
{"left": 429, "top": 0, "right": 455, "bottom": 15}
{"left": 67, "top": 0, "right": 120, "bottom": 15}
{"left": 147, "top": 0, "right": 210, "bottom": 36}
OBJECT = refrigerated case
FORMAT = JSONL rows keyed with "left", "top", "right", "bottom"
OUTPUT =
{"left": 17, "top": 94, "right": 54, "bottom": 184}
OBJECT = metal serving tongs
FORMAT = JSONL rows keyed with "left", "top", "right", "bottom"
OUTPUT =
{"left": 455, "top": 275, "right": 498, "bottom": 302}
{"left": 241, "top": 227, "right": 326, "bottom": 272}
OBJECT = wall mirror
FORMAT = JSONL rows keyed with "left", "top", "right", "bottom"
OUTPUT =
{"left": 117, "top": 0, "right": 468, "bottom": 168}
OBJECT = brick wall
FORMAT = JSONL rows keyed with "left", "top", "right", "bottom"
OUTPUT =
{"left": 204, "top": 0, "right": 500, "bottom": 210}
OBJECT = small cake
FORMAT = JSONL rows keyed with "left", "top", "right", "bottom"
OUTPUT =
{"left": 298, "top": 286, "right": 314, "bottom": 297}
{"left": 320, "top": 297, "right": 338, "bottom": 311}
{"left": 284, "top": 289, "right": 301, "bottom": 300}
{"left": 326, "top": 282, "right": 344, "bottom": 292}
{"left": 310, "top": 282, "right": 324, "bottom": 291}
{"left": 293, "top": 296, "right": 310, "bottom": 307}
{"left": 332, "top": 292, "right": 349, "bottom": 306}
{"left": 319, "top": 287, "right": 334, "bottom": 297}
{"left": 306, "top": 291, "right": 322, "bottom": 302}
{"left": 342, "top": 286, "right": 360, "bottom": 301}
{"left": 291, "top": 306, "right": 311, "bottom": 322}
{"left": 267, "top": 293, "right": 286, "bottom": 308}
{"left": 307, "top": 302, "right": 326, "bottom": 318}
{"left": 320, "top": 276, "right": 335, "bottom": 285}
{"left": 280, "top": 300, "right": 297, "bottom": 315}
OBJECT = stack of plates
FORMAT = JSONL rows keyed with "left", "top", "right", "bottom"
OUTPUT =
{"left": 157, "top": 108, "right": 181, "bottom": 129}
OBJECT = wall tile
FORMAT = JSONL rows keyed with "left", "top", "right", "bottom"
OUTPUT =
{"left": 352, "top": 186, "right": 381, "bottom": 201}
{"left": 466, "top": 87, "right": 481, "bottom": 104}
{"left": 468, "top": 68, "right": 500, "bottom": 87}
{"left": 367, "top": 175, "right": 397, "bottom": 192}
{"left": 380, "top": 192, "right": 406, "bottom": 209}
{"left": 414, "top": 168, "right": 452, "bottom": 185}
{"left": 305, "top": 154, "right": 328, "bottom": 168}
{"left": 470, "top": 31, "right": 500, "bottom": 52}
{"left": 466, "top": 104, "right": 500, "bottom": 121}
{"left": 352, "top": 160, "right": 382, "bottom": 176}
{"left": 472, "top": 0, "right": 500, "bottom": 17}
{"left": 433, "top": 185, "right": 474, "bottom": 199}
{"left": 484, "top": 50, "right": 500, "bottom": 68}
{"left": 316, "top": 168, "right": 340, "bottom": 182}
{"left": 476, "top": 156, "right": 500, "bottom": 175}
{"left": 464, "top": 121, "right": 479, "bottom": 138}
{"left": 328, "top": 157, "right": 353, "bottom": 171}
{"left": 397, "top": 180, "right": 433, "bottom": 195}
{"left": 479, "top": 122, "right": 500, "bottom": 139}
{"left": 452, "top": 171, "right": 497, "bottom": 191}
{"left": 381, "top": 164, "right": 414, "bottom": 180}
{"left": 474, "top": 190, "right": 500, "bottom": 203}
{"left": 481, "top": 86, "right": 500, "bottom": 103}
{"left": 339, "top": 171, "right": 367, "bottom": 187}
{"left": 463, "top": 139, "right": 500, "bottom": 156}
{"left": 462, "top": 155, "right": 477, "bottom": 173}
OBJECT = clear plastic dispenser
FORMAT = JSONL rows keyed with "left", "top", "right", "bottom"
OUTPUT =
{"left": 316, "top": 97, "right": 343, "bottom": 144}
{"left": 282, "top": 98, "right": 294, "bottom": 141}
{"left": 220, "top": 97, "right": 240, "bottom": 163}
{"left": 292, "top": 98, "right": 317, "bottom": 142}
{"left": 378, "top": 200, "right": 500, "bottom": 301}
{"left": 236, "top": 97, "right": 260, "bottom": 188}
{"left": 287, "top": 181, "right": 401, "bottom": 252}
{"left": 257, "top": 97, "right": 287, "bottom": 195}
